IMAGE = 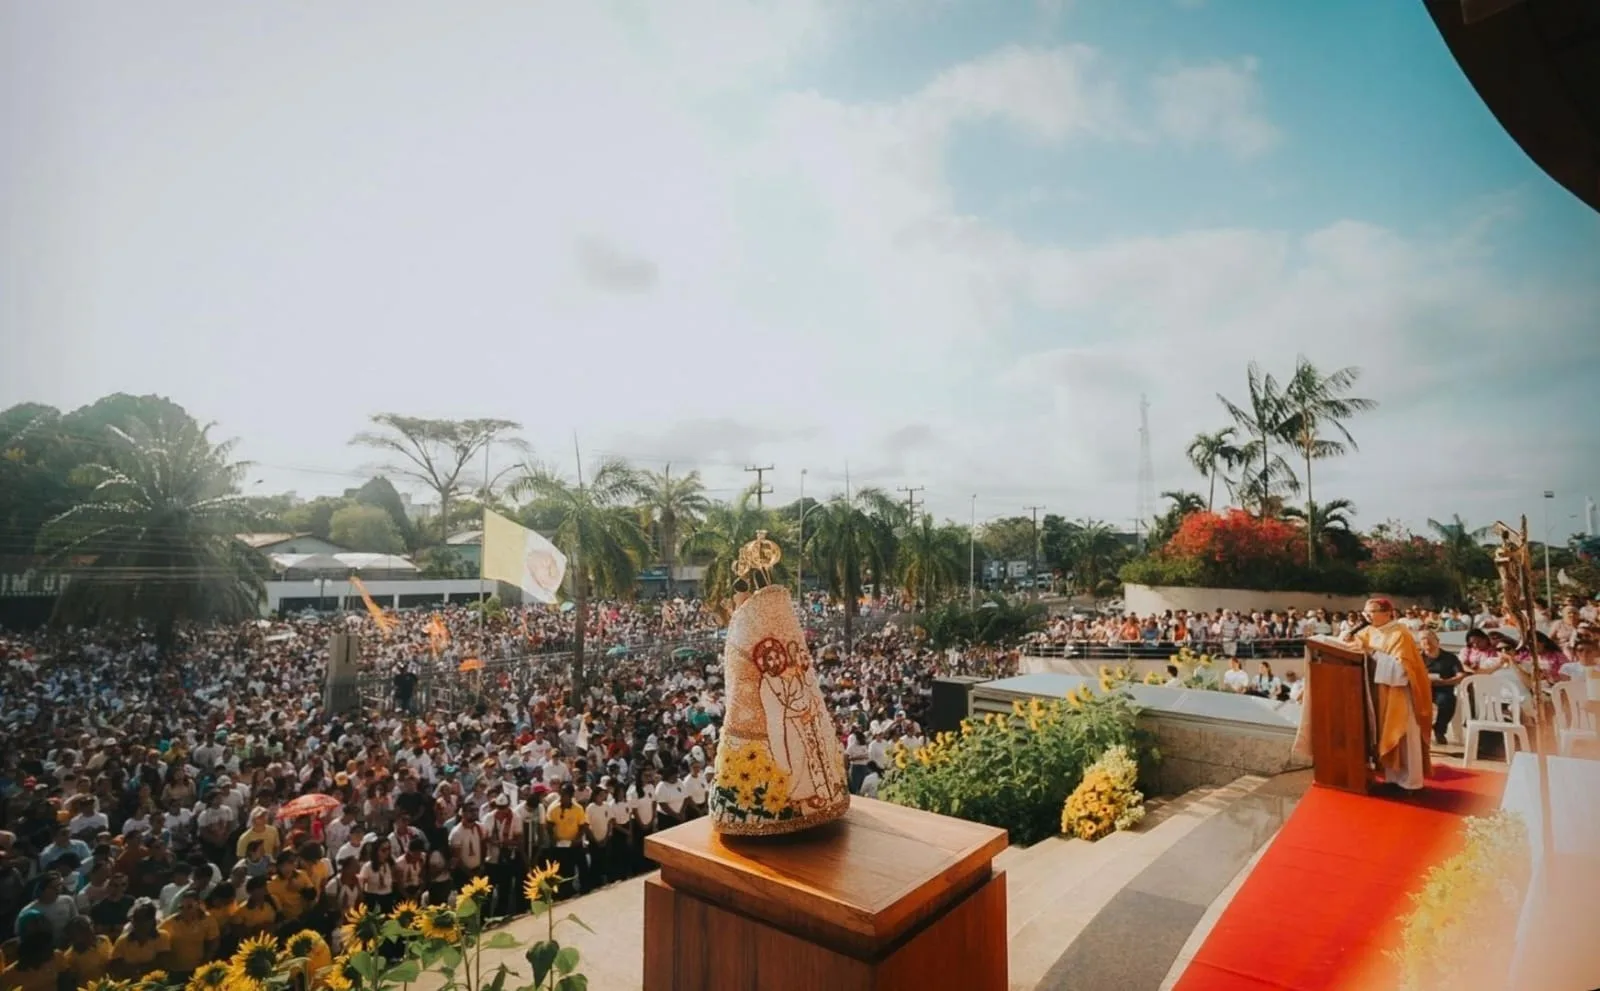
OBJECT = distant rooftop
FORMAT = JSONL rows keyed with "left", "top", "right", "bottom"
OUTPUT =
{"left": 236, "top": 532, "right": 311, "bottom": 549}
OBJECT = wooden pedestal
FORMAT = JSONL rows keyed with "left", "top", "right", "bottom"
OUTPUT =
{"left": 642, "top": 797, "right": 1009, "bottom": 991}
{"left": 1306, "top": 636, "right": 1371, "bottom": 795}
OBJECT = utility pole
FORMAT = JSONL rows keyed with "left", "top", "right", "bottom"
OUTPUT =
{"left": 969, "top": 494, "right": 977, "bottom": 607}
{"left": 744, "top": 464, "right": 774, "bottom": 509}
{"left": 897, "top": 485, "right": 924, "bottom": 524}
{"left": 1025, "top": 505, "right": 1045, "bottom": 598}
{"left": 1543, "top": 490, "right": 1555, "bottom": 612}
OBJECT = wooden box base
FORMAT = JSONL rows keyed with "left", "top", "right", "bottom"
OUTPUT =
{"left": 642, "top": 870, "right": 1008, "bottom": 991}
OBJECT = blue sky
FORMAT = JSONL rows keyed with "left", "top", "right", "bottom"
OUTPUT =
{"left": 3, "top": 0, "right": 1597, "bottom": 533}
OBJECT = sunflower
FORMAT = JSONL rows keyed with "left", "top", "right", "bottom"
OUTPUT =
{"left": 417, "top": 904, "right": 460, "bottom": 943}
{"left": 523, "top": 861, "right": 561, "bottom": 904}
{"left": 134, "top": 971, "right": 169, "bottom": 991}
{"left": 81, "top": 980, "right": 133, "bottom": 991}
{"left": 458, "top": 874, "right": 491, "bottom": 902}
{"left": 186, "top": 962, "right": 230, "bottom": 991}
{"left": 391, "top": 900, "right": 422, "bottom": 930}
{"left": 320, "top": 955, "right": 356, "bottom": 991}
{"left": 229, "top": 934, "right": 284, "bottom": 991}
{"left": 338, "top": 905, "right": 384, "bottom": 954}
{"left": 284, "top": 930, "right": 326, "bottom": 959}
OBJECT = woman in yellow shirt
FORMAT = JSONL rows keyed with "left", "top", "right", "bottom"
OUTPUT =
{"left": 266, "top": 853, "right": 315, "bottom": 926}
{"left": 235, "top": 809, "right": 282, "bottom": 860}
{"left": 0, "top": 925, "right": 63, "bottom": 991}
{"left": 60, "top": 918, "right": 114, "bottom": 987}
{"left": 110, "top": 901, "right": 171, "bottom": 980}
{"left": 205, "top": 883, "right": 240, "bottom": 958}
{"left": 233, "top": 877, "right": 281, "bottom": 940}
{"left": 159, "top": 892, "right": 219, "bottom": 978}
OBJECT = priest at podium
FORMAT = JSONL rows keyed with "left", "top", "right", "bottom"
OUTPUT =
{"left": 1343, "top": 597, "right": 1433, "bottom": 790}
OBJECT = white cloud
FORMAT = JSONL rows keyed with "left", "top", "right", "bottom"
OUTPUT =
{"left": 1151, "top": 57, "right": 1278, "bottom": 158}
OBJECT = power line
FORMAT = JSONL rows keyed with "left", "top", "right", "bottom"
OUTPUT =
{"left": 897, "top": 485, "right": 924, "bottom": 524}
{"left": 1024, "top": 505, "right": 1045, "bottom": 599}
{"left": 743, "top": 464, "right": 774, "bottom": 509}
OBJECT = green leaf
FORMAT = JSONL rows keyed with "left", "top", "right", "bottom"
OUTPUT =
{"left": 456, "top": 895, "right": 480, "bottom": 920}
{"left": 526, "top": 899, "right": 550, "bottom": 918}
{"left": 528, "top": 940, "right": 558, "bottom": 985}
{"left": 439, "top": 945, "right": 464, "bottom": 969}
{"left": 482, "top": 932, "right": 522, "bottom": 950}
{"left": 351, "top": 951, "right": 380, "bottom": 984}
{"left": 386, "top": 961, "right": 422, "bottom": 983}
{"left": 555, "top": 945, "right": 580, "bottom": 974}
{"left": 555, "top": 975, "right": 589, "bottom": 991}
{"left": 486, "top": 964, "right": 513, "bottom": 991}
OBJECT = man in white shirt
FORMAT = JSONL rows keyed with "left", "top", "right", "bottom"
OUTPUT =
{"left": 448, "top": 802, "right": 487, "bottom": 890}
{"left": 653, "top": 766, "right": 688, "bottom": 832}
{"left": 584, "top": 785, "right": 615, "bottom": 886}
{"left": 681, "top": 761, "right": 708, "bottom": 820}
{"left": 483, "top": 795, "right": 523, "bottom": 917}
{"left": 627, "top": 771, "right": 656, "bottom": 874}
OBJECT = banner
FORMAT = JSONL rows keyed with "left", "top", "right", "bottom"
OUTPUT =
{"left": 350, "top": 576, "right": 394, "bottom": 635}
{"left": 481, "top": 509, "right": 568, "bottom": 605}
{"left": 426, "top": 614, "right": 450, "bottom": 655}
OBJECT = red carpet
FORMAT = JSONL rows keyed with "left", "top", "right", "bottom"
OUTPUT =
{"left": 1175, "top": 767, "right": 1506, "bottom": 991}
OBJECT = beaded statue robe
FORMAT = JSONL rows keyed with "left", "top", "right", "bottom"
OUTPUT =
{"left": 709, "top": 533, "right": 850, "bottom": 836}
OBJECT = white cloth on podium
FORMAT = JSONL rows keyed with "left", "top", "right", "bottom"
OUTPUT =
{"left": 1372, "top": 650, "right": 1409, "bottom": 687}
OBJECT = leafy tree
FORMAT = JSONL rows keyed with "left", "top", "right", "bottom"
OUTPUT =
{"left": 1282, "top": 498, "right": 1364, "bottom": 563}
{"left": 1424, "top": 515, "right": 1494, "bottom": 607}
{"left": 805, "top": 494, "right": 887, "bottom": 653}
{"left": 280, "top": 497, "right": 353, "bottom": 542}
{"left": 347, "top": 476, "right": 418, "bottom": 550}
{"left": 978, "top": 516, "right": 1036, "bottom": 563}
{"left": 0, "top": 403, "right": 72, "bottom": 558}
{"left": 1277, "top": 358, "right": 1377, "bottom": 562}
{"left": 38, "top": 414, "right": 267, "bottom": 653}
{"left": 1186, "top": 427, "right": 1243, "bottom": 513}
{"left": 636, "top": 465, "right": 711, "bottom": 596}
{"left": 507, "top": 458, "right": 649, "bottom": 701}
{"left": 1148, "top": 491, "right": 1206, "bottom": 547}
{"left": 898, "top": 514, "right": 966, "bottom": 606}
{"left": 328, "top": 504, "right": 406, "bottom": 554}
{"left": 1058, "top": 519, "right": 1128, "bottom": 598}
{"left": 351, "top": 415, "right": 524, "bottom": 545}
{"left": 855, "top": 487, "right": 910, "bottom": 595}
{"left": 415, "top": 546, "right": 475, "bottom": 579}
{"left": 921, "top": 595, "right": 1046, "bottom": 650}
{"left": 1218, "top": 363, "right": 1300, "bottom": 516}
{"left": 679, "top": 486, "right": 789, "bottom": 613}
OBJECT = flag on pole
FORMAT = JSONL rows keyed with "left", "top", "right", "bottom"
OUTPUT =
{"left": 480, "top": 509, "right": 568, "bottom": 605}
{"left": 350, "top": 576, "right": 394, "bottom": 635}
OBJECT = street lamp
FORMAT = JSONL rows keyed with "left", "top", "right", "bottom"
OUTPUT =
{"left": 1543, "top": 490, "right": 1555, "bottom": 614}
{"left": 969, "top": 494, "right": 977, "bottom": 606}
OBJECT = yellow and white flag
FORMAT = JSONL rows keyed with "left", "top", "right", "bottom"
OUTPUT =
{"left": 481, "top": 509, "right": 567, "bottom": 604}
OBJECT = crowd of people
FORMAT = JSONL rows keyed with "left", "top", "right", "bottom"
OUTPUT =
{"left": 0, "top": 595, "right": 1016, "bottom": 989}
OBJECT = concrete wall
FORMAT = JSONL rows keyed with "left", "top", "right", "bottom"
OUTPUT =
{"left": 1122, "top": 583, "right": 1424, "bottom": 617}
{"left": 1021, "top": 653, "right": 1308, "bottom": 684}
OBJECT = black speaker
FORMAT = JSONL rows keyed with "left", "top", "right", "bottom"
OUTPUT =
{"left": 928, "top": 676, "right": 987, "bottom": 736}
{"left": 324, "top": 633, "right": 361, "bottom": 713}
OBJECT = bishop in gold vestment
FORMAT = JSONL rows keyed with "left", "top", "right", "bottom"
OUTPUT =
{"left": 1348, "top": 598, "right": 1433, "bottom": 789}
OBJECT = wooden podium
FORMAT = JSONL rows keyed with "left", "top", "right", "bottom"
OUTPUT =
{"left": 1305, "top": 636, "right": 1371, "bottom": 795}
{"left": 642, "top": 797, "right": 1009, "bottom": 991}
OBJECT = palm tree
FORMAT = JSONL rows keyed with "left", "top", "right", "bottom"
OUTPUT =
{"left": 805, "top": 495, "right": 886, "bottom": 653}
{"left": 1426, "top": 514, "right": 1493, "bottom": 607}
{"left": 636, "top": 464, "right": 710, "bottom": 597}
{"left": 898, "top": 514, "right": 966, "bottom": 607}
{"left": 678, "top": 485, "right": 788, "bottom": 615}
{"left": 1219, "top": 363, "right": 1299, "bottom": 517}
{"left": 1063, "top": 519, "right": 1125, "bottom": 599}
{"left": 507, "top": 457, "right": 650, "bottom": 701}
{"left": 1283, "top": 498, "right": 1360, "bottom": 561}
{"left": 855, "top": 487, "right": 909, "bottom": 597}
{"left": 1186, "top": 428, "right": 1243, "bottom": 512}
{"left": 1148, "top": 491, "right": 1207, "bottom": 547}
{"left": 39, "top": 416, "right": 268, "bottom": 654}
{"left": 1278, "top": 358, "right": 1378, "bottom": 563}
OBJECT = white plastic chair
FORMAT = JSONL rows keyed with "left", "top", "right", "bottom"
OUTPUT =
{"left": 1461, "top": 674, "right": 1531, "bottom": 768}
{"left": 1550, "top": 681, "right": 1597, "bottom": 757}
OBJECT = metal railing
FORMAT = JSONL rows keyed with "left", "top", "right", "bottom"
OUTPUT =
{"left": 1023, "top": 637, "right": 1309, "bottom": 661}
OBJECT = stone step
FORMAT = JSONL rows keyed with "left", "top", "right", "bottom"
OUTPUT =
{"left": 1006, "top": 776, "right": 1273, "bottom": 991}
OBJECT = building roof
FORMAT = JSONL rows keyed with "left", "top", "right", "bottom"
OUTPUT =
{"left": 237, "top": 532, "right": 311, "bottom": 549}
{"left": 269, "top": 552, "right": 420, "bottom": 573}
{"left": 1426, "top": 0, "right": 1600, "bottom": 214}
{"left": 447, "top": 530, "right": 483, "bottom": 546}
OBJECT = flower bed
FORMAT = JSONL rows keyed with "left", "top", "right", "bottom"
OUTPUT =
{"left": 880, "top": 688, "right": 1150, "bottom": 846}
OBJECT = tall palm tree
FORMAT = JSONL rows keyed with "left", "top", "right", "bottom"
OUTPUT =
{"left": 636, "top": 464, "right": 710, "bottom": 597}
{"left": 678, "top": 485, "right": 789, "bottom": 615}
{"left": 1278, "top": 358, "right": 1378, "bottom": 563}
{"left": 898, "top": 514, "right": 965, "bottom": 607}
{"left": 1427, "top": 514, "right": 1493, "bottom": 607}
{"left": 1148, "top": 491, "right": 1207, "bottom": 547}
{"left": 805, "top": 495, "right": 886, "bottom": 653}
{"left": 1064, "top": 519, "right": 1125, "bottom": 599}
{"left": 39, "top": 416, "right": 268, "bottom": 654}
{"left": 1219, "top": 363, "right": 1299, "bottom": 517}
{"left": 507, "top": 457, "right": 650, "bottom": 701}
{"left": 1283, "top": 498, "right": 1360, "bottom": 561}
{"left": 1186, "top": 428, "right": 1243, "bottom": 512}
{"left": 855, "top": 487, "right": 908, "bottom": 596}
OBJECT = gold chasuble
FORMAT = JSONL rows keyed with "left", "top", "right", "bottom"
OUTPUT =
{"left": 1352, "top": 620, "right": 1433, "bottom": 782}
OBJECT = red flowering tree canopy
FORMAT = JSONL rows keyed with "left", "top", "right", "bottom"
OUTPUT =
{"left": 1166, "top": 510, "right": 1306, "bottom": 568}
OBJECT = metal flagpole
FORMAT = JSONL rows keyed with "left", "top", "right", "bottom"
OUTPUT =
{"left": 479, "top": 433, "right": 491, "bottom": 659}
{"left": 969, "top": 494, "right": 977, "bottom": 606}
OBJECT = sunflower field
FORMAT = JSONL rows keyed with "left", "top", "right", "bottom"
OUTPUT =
{"left": 879, "top": 685, "right": 1152, "bottom": 846}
